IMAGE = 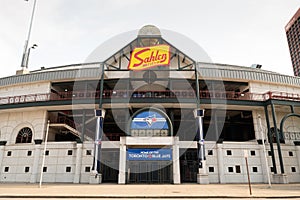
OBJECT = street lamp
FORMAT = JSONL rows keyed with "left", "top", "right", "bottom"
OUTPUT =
{"left": 25, "top": 44, "right": 38, "bottom": 69}
{"left": 20, "top": 0, "right": 38, "bottom": 69}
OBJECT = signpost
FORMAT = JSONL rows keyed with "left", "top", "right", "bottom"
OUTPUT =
{"left": 244, "top": 150, "right": 252, "bottom": 195}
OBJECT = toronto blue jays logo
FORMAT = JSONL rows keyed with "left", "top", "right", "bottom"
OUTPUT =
{"left": 131, "top": 111, "right": 168, "bottom": 129}
{"left": 133, "top": 114, "right": 166, "bottom": 127}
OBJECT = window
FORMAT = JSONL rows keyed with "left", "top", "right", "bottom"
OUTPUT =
{"left": 67, "top": 150, "right": 73, "bottom": 156}
{"left": 209, "top": 167, "right": 214, "bottom": 173}
{"left": 66, "top": 167, "right": 71, "bottom": 172}
{"left": 226, "top": 150, "right": 232, "bottom": 156}
{"left": 45, "top": 150, "right": 49, "bottom": 156}
{"left": 252, "top": 167, "right": 258, "bottom": 173}
{"left": 289, "top": 151, "right": 294, "bottom": 157}
{"left": 86, "top": 150, "right": 92, "bottom": 155}
{"left": 43, "top": 167, "right": 47, "bottom": 172}
{"left": 208, "top": 150, "right": 213, "bottom": 156}
{"left": 85, "top": 166, "right": 91, "bottom": 172}
{"left": 291, "top": 167, "right": 296, "bottom": 173}
{"left": 7, "top": 151, "right": 12, "bottom": 156}
{"left": 228, "top": 167, "right": 234, "bottom": 173}
{"left": 270, "top": 167, "right": 274, "bottom": 172}
{"left": 268, "top": 151, "right": 272, "bottom": 156}
{"left": 235, "top": 165, "right": 241, "bottom": 173}
{"left": 250, "top": 151, "right": 256, "bottom": 156}
{"left": 25, "top": 167, "right": 30, "bottom": 173}
{"left": 27, "top": 151, "right": 32, "bottom": 156}
{"left": 16, "top": 127, "right": 33, "bottom": 143}
{"left": 4, "top": 167, "right": 9, "bottom": 172}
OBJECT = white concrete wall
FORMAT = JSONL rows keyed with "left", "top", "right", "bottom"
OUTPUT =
{"left": 0, "top": 141, "right": 94, "bottom": 183}
{"left": 0, "top": 82, "right": 50, "bottom": 97}
{"left": 249, "top": 81, "right": 300, "bottom": 94}
{"left": 0, "top": 110, "right": 47, "bottom": 144}
{"left": 0, "top": 139, "right": 299, "bottom": 183}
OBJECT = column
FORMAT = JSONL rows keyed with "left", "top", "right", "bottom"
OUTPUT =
{"left": 295, "top": 144, "right": 300, "bottom": 173}
{"left": 172, "top": 137, "right": 180, "bottom": 184}
{"left": 258, "top": 144, "right": 269, "bottom": 183}
{"left": 80, "top": 110, "right": 86, "bottom": 142}
{"left": 73, "top": 142, "right": 83, "bottom": 183}
{"left": 264, "top": 105, "right": 277, "bottom": 174}
{"left": 270, "top": 104, "right": 285, "bottom": 174}
{"left": 257, "top": 115, "right": 271, "bottom": 186}
{"left": 216, "top": 143, "right": 225, "bottom": 183}
{"left": 118, "top": 137, "right": 126, "bottom": 184}
{"left": 89, "top": 109, "right": 105, "bottom": 184}
{"left": 270, "top": 103, "right": 288, "bottom": 183}
{"left": 0, "top": 141, "right": 6, "bottom": 181}
{"left": 30, "top": 140, "right": 42, "bottom": 183}
{"left": 194, "top": 109, "right": 209, "bottom": 184}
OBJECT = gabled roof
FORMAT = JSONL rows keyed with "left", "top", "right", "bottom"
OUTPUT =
{"left": 85, "top": 25, "right": 210, "bottom": 70}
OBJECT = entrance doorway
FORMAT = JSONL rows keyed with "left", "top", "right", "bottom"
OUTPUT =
{"left": 101, "top": 149, "right": 119, "bottom": 183}
{"left": 180, "top": 149, "right": 198, "bottom": 182}
{"left": 127, "top": 161, "right": 172, "bottom": 184}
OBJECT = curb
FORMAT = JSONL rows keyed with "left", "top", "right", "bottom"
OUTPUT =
{"left": 1, "top": 196, "right": 300, "bottom": 199}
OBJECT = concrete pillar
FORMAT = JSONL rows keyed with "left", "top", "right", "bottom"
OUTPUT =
{"left": 118, "top": 137, "right": 126, "bottom": 184}
{"left": 90, "top": 109, "right": 105, "bottom": 184}
{"left": 194, "top": 109, "right": 209, "bottom": 184}
{"left": 73, "top": 143, "right": 83, "bottom": 183}
{"left": 0, "top": 142, "right": 6, "bottom": 180}
{"left": 295, "top": 145, "right": 300, "bottom": 175}
{"left": 216, "top": 143, "right": 225, "bottom": 183}
{"left": 172, "top": 137, "right": 180, "bottom": 184}
{"left": 258, "top": 144, "right": 269, "bottom": 183}
{"left": 30, "top": 140, "right": 42, "bottom": 183}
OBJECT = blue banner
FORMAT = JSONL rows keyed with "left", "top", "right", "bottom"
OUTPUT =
{"left": 127, "top": 148, "right": 172, "bottom": 161}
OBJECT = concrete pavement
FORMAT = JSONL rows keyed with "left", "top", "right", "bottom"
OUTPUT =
{"left": 0, "top": 183, "right": 300, "bottom": 198}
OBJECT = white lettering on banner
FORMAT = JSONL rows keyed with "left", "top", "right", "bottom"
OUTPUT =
{"left": 127, "top": 149, "right": 172, "bottom": 161}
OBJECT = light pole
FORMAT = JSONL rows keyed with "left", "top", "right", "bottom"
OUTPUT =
{"left": 258, "top": 115, "right": 272, "bottom": 187}
{"left": 39, "top": 120, "right": 50, "bottom": 188}
{"left": 25, "top": 44, "right": 38, "bottom": 69}
{"left": 20, "top": 0, "right": 38, "bottom": 69}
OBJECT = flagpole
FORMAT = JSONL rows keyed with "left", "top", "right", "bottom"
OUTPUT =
{"left": 39, "top": 120, "right": 50, "bottom": 188}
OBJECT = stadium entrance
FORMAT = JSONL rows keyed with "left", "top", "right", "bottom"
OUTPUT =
{"left": 118, "top": 108, "right": 181, "bottom": 184}
{"left": 127, "top": 161, "right": 172, "bottom": 184}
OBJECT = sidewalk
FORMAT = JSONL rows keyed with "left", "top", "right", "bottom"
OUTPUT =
{"left": 0, "top": 183, "right": 300, "bottom": 198}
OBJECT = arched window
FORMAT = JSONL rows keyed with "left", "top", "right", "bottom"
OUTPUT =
{"left": 16, "top": 127, "right": 33, "bottom": 143}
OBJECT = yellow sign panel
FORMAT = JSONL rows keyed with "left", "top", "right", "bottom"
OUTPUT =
{"left": 128, "top": 45, "right": 170, "bottom": 70}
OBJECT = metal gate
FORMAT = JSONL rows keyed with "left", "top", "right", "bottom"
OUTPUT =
{"left": 127, "top": 161, "right": 172, "bottom": 184}
{"left": 180, "top": 149, "right": 198, "bottom": 182}
{"left": 101, "top": 149, "right": 119, "bottom": 183}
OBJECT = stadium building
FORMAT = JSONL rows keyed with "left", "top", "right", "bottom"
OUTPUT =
{"left": 0, "top": 25, "right": 300, "bottom": 184}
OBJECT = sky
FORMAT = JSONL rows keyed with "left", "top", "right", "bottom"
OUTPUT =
{"left": 0, "top": 0, "right": 299, "bottom": 78}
